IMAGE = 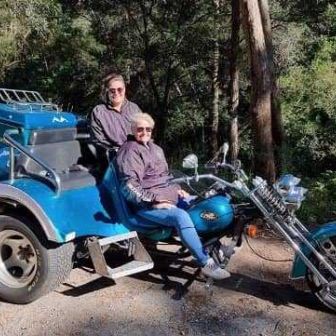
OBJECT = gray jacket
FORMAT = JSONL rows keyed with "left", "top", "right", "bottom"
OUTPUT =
{"left": 116, "top": 137, "right": 180, "bottom": 208}
{"left": 90, "top": 100, "right": 141, "bottom": 148}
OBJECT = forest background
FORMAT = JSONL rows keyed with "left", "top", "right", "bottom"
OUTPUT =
{"left": 1, "top": 0, "right": 336, "bottom": 225}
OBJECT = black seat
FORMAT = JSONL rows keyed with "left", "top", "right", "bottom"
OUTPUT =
{"left": 16, "top": 128, "right": 96, "bottom": 191}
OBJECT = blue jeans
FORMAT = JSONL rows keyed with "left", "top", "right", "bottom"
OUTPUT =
{"left": 137, "top": 205, "right": 209, "bottom": 266}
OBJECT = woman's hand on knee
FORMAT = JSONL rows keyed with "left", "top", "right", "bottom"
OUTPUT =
{"left": 178, "top": 189, "right": 190, "bottom": 199}
{"left": 153, "top": 201, "right": 175, "bottom": 209}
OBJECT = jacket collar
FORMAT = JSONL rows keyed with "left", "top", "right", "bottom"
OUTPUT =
{"left": 106, "top": 99, "right": 128, "bottom": 112}
{"left": 127, "top": 135, "right": 153, "bottom": 147}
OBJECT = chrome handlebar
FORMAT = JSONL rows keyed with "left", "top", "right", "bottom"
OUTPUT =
{"left": 171, "top": 173, "right": 238, "bottom": 190}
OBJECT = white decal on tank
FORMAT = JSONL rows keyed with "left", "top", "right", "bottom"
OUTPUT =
{"left": 0, "top": 149, "right": 9, "bottom": 157}
{"left": 52, "top": 116, "right": 69, "bottom": 123}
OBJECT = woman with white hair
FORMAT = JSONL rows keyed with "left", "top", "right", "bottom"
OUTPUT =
{"left": 116, "top": 113, "right": 230, "bottom": 280}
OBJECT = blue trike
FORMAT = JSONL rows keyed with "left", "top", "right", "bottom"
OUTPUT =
{"left": 1, "top": 88, "right": 336, "bottom": 312}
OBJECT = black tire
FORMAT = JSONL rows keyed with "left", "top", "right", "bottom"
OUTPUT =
{"left": 0, "top": 215, "right": 74, "bottom": 304}
{"left": 306, "top": 236, "right": 336, "bottom": 312}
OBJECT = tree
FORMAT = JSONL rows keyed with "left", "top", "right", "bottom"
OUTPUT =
{"left": 0, "top": 0, "right": 61, "bottom": 82}
{"left": 228, "top": 0, "right": 240, "bottom": 161}
{"left": 258, "top": 0, "right": 284, "bottom": 170}
{"left": 208, "top": 0, "right": 221, "bottom": 158}
{"left": 241, "top": 0, "right": 275, "bottom": 182}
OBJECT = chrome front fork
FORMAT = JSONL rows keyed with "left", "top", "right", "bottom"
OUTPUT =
{"left": 238, "top": 182, "right": 336, "bottom": 286}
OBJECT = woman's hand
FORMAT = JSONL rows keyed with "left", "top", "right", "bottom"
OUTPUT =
{"left": 178, "top": 189, "right": 190, "bottom": 199}
{"left": 153, "top": 201, "right": 175, "bottom": 209}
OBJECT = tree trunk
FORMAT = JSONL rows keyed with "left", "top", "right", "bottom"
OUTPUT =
{"left": 241, "top": 0, "right": 275, "bottom": 182}
{"left": 228, "top": 0, "right": 240, "bottom": 162}
{"left": 209, "top": 0, "right": 221, "bottom": 158}
{"left": 258, "top": 0, "right": 284, "bottom": 173}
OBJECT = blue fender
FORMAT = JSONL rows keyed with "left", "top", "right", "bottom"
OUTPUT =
{"left": 291, "top": 221, "right": 336, "bottom": 279}
{"left": 0, "top": 145, "right": 9, "bottom": 180}
{"left": 0, "top": 178, "right": 130, "bottom": 243}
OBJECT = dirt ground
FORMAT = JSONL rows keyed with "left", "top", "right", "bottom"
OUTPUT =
{"left": 0, "top": 235, "right": 335, "bottom": 336}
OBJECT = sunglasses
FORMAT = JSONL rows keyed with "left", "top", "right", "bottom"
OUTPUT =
{"left": 109, "top": 87, "right": 124, "bottom": 94}
{"left": 136, "top": 127, "right": 153, "bottom": 133}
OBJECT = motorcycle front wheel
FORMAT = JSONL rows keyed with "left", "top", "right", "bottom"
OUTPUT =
{"left": 306, "top": 236, "right": 336, "bottom": 312}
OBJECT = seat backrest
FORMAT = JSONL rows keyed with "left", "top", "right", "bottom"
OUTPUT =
{"left": 102, "top": 162, "right": 133, "bottom": 225}
{"left": 18, "top": 141, "right": 82, "bottom": 174}
{"left": 16, "top": 128, "right": 82, "bottom": 174}
{"left": 28, "top": 128, "right": 77, "bottom": 145}
{"left": 101, "top": 162, "right": 173, "bottom": 240}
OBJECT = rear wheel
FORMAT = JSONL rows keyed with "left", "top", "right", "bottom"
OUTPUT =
{"left": 306, "top": 236, "right": 336, "bottom": 312}
{"left": 0, "top": 215, "right": 74, "bottom": 304}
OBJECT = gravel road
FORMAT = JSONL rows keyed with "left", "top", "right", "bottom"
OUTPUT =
{"left": 1, "top": 236, "right": 335, "bottom": 336}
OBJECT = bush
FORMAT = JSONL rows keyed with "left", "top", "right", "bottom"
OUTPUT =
{"left": 298, "top": 170, "right": 336, "bottom": 226}
{"left": 281, "top": 38, "right": 336, "bottom": 176}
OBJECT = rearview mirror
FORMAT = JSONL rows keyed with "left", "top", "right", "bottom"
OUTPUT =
{"left": 182, "top": 154, "right": 199, "bottom": 181}
{"left": 222, "top": 142, "right": 229, "bottom": 164}
{"left": 182, "top": 154, "right": 198, "bottom": 169}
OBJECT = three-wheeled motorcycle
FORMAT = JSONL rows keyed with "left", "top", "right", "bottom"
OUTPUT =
{"left": 0, "top": 88, "right": 336, "bottom": 312}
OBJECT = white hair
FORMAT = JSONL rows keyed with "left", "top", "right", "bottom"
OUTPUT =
{"left": 131, "top": 113, "right": 155, "bottom": 131}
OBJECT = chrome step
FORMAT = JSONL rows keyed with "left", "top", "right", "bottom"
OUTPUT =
{"left": 87, "top": 231, "right": 153, "bottom": 279}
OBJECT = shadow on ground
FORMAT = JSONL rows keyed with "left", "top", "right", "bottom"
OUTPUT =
{"left": 59, "top": 255, "right": 329, "bottom": 314}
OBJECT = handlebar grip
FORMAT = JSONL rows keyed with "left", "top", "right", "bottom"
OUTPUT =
{"left": 171, "top": 177, "right": 189, "bottom": 184}
{"left": 204, "top": 163, "right": 217, "bottom": 169}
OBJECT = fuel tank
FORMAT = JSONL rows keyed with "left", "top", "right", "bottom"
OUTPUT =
{"left": 187, "top": 195, "right": 234, "bottom": 233}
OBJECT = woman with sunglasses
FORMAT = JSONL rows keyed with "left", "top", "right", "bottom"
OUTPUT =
{"left": 116, "top": 113, "right": 231, "bottom": 280}
{"left": 90, "top": 72, "right": 142, "bottom": 149}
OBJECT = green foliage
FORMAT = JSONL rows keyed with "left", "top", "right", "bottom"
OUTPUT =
{"left": 3, "top": 2, "right": 105, "bottom": 112}
{"left": 299, "top": 171, "right": 336, "bottom": 225}
{"left": 1, "top": 0, "right": 336, "bottom": 225}
{"left": 275, "top": 2, "right": 336, "bottom": 224}
{"left": 280, "top": 37, "right": 336, "bottom": 176}
{"left": 2, "top": 0, "right": 336, "bottom": 228}
{"left": 0, "top": 0, "right": 61, "bottom": 80}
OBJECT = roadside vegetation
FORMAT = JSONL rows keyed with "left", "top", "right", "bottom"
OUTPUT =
{"left": 1, "top": 0, "right": 335, "bottom": 224}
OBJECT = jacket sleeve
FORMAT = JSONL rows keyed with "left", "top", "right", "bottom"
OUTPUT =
{"left": 116, "top": 147, "right": 157, "bottom": 207}
{"left": 90, "top": 107, "right": 112, "bottom": 148}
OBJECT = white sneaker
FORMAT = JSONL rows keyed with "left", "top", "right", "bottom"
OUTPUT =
{"left": 202, "top": 257, "right": 231, "bottom": 280}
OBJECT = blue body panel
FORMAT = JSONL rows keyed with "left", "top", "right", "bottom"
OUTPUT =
{"left": 0, "top": 103, "right": 78, "bottom": 146}
{"left": 0, "top": 144, "right": 9, "bottom": 180}
{"left": 2, "top": 178, "right": 130, "bottom": 243}
{"left": 1, "top": 168, "right": 235, "bottom": 243}
{"left": 0, "top": 100, "right": 136, "bottom": 243}
{"left": 101, "top": 166, "right": 235, "bottom": 240}
{"left": 0, "top": 100, "right": 235, "bottom": 244}
{"left": 188, "top": 196, "right": 234, "bottom": 233}
{"left": 291, "top": 221, "right": 336, "bottom": 278}
{"left": 0, "top": 103, "right": 77, "bottom": 130}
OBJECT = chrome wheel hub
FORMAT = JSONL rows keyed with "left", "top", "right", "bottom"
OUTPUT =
{"left": 0, "top": 229, "right": 38, "bottom": 288}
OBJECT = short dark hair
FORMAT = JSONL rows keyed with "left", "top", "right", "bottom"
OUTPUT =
{"left": 100, "top": 73, "right": 125, "bottom": 104}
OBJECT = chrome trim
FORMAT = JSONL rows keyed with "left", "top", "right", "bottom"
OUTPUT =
{"left": 241, "top": 180, "right": 336, "bottom": 284}
{"left": 171, "top": 174, "right": 236, "bottom": 189}
{"left": 0, "top": 88, "right": 59, "bottom": 111}
{"left": 3, "top": 130, "right": 61, "bottom": 195}
{"left": 173, "top": 172, "right": 336, "bottom": 285}
{"left": 0, "top": 119, "right": 22, "bottom": 128}
{"left": 9, "top": 146, "right": 14, "bottom": 181}
{"left": 0, "top": 184, "right": 59, "bottom": 242}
